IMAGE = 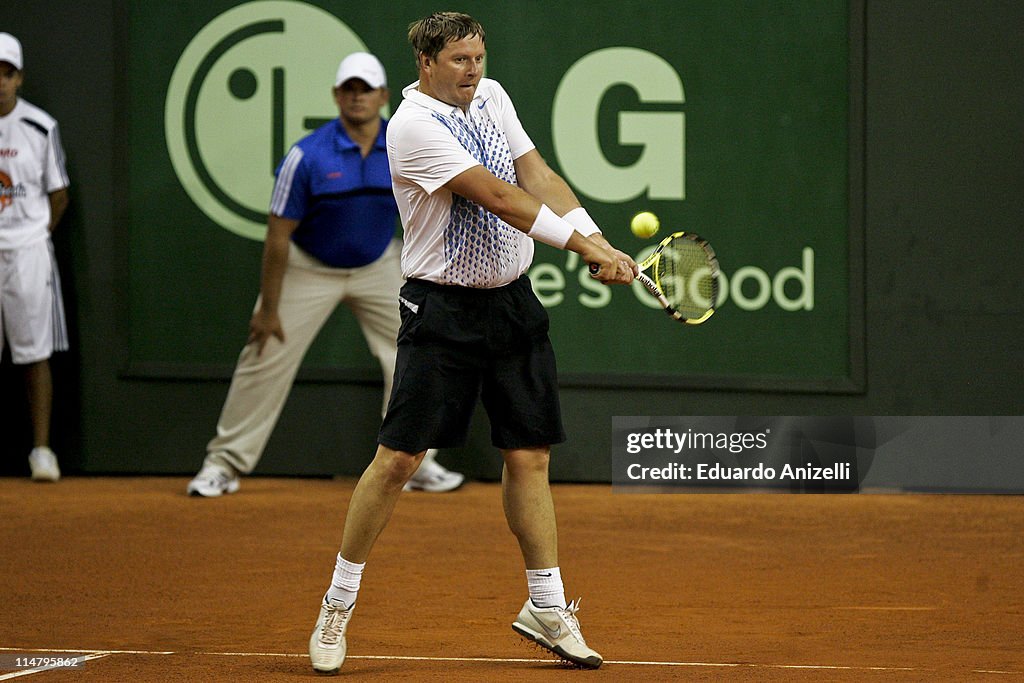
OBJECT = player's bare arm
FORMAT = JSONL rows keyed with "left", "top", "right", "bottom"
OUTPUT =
{"left": 249, "top": 214, "right": 299, "bottom": 354}
{"left": 444, "top": 165, "right": 630, "bottom": 283}
{"left": 513, "top": 151, "right": 636, "bottom": 282}
{"left": 513, "top": 149, "right": 580, "bottom": 216}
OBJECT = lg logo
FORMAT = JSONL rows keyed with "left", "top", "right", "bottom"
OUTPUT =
{"left": 553, "top": 47, "right": 685, "bottom": 203}
{"left": 165, "top": 1, "right": 370, "bottom": 240}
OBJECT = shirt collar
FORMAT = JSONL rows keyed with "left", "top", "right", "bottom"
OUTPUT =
{"left": 401, "top": 80, "right": 482, "bottom": 117}
{"left": 333, "top": 117, "right": 388, "bottom": 152}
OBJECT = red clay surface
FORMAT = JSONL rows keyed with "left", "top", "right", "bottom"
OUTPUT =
{"left": 2, "top": 477, "right": 1022, "bottom": 681}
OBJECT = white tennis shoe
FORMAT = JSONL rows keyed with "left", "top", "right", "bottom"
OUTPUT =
{"left": 512, "top": 598, "right": 603, "bottom": 669}
{"left": 28, "top": 447, "right": 61, "bottom": 482}
{"left": 186, "top": 465, "right": 240, "bottom": 497}
{"left": 403, "top": 456, "right": 465, "bottom": 493}
{"left": 309, "top": 597, "right": 355, "bottom": 674}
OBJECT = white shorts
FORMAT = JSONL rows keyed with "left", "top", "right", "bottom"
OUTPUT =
{"left": 0, "top": 238, "right": 69, "bottom": 364}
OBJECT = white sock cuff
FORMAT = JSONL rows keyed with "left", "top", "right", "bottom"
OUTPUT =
{"left": 334, "top": 554, "right": 364, "bottom": 578}
{"left": 526, "top": 566, "right": 566, "bottom": 609}
{"left": 526, "top": 566, "right": 562, "bottom": 580}
{"left": 327, "top": 554, "right": 365, "bottom": 606}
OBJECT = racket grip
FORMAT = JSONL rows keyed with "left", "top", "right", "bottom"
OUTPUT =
{"left": 588, "top": 263, "right": 600, "bottom": 275}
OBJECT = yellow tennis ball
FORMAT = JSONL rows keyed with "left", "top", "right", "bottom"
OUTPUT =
{"left": 630, "top": 211, "right": 660, "bottom": 238}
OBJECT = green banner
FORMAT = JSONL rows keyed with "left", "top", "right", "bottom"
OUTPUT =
{"left": 129, "top": 0, "right": 858, "bottom": 390}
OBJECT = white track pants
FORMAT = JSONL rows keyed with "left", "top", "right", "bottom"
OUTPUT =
{"left": 204, "top": 240, "right": 403, "bottom": 474}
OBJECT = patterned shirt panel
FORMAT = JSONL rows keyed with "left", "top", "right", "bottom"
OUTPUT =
{"left": 432, "top": 109, "right": 522, "bottom": 287}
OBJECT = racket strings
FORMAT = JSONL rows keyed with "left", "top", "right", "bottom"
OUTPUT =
{"left": 655, "top": 240, "right": 718, "bottom": 318}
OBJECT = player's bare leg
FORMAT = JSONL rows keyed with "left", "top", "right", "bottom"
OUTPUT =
{"left": 503, "top": 446, "right": 603, "bottom": 669}
{"left": 310, "top": 445, "right": 424, "bottom": 673}
{"left": 340, "top": 445, "right": 425, "bottom": 562}
{"left": 501, "top": 447, "right": 558, "bottom": 568}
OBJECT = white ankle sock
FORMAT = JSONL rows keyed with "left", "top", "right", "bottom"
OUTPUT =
{"left": 526, "top": 567, "right": 566, "bottom": 609}
{"left": 325, "top": 554, "right": 364, "bottom": 608}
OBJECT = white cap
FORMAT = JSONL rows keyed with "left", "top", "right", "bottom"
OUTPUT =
{"left": 0, "top": 32, "right": 22, "bottom": 70}
{"left": 334, "top": 52, "right": 386, "bottom": 89}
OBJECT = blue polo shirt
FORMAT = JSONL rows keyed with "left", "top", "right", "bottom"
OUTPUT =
{"left": 270, "top": 118, "right": 397, "bottom": 268}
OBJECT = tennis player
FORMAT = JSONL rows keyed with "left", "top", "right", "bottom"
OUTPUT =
{"left": 308, "top": 12, "right": 635, "bottom": 673}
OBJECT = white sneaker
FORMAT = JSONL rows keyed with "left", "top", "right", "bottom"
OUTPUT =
{"left": 186, "top": 465, "right": 240, "bottom": 497}
{"left": 28, "top": 447, "right": 61, "bottom": 482}
{"left": 309, "top": 597, "right": 355, "bottom": 674}
{"left": 403, "top": 457, "right": 465, "bottom": 493}
{"left": 512, "top": 598, "right": 603, "bottom": 669}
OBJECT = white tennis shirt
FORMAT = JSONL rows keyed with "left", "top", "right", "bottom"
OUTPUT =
{"left": 386, "top": 78, "right": 536, "bottom": 288}
{"left": 0, "top": 99, "right": 69, "bottom": 250}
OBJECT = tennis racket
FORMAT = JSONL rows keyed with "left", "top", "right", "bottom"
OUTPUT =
{"left": 591, "top": 231, "right": 720, "bottom": 325}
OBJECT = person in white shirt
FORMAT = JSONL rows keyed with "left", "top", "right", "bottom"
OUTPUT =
{"left": 307, "top": 12, "right": 636, "bottom": 674}
{"left": 0, "top": 32, "right": 70, "bottom": 483}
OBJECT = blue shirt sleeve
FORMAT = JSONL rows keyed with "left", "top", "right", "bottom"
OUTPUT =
{"left": 269, "top": 145, "right": 309, "bottom": 220}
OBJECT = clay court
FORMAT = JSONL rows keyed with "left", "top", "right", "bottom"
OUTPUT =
{"left": 2, "top": 477, "right": 1021, "bottom": 681}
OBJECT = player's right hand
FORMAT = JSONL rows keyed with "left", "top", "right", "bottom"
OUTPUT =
{"left": 580, "top": 235, "right": 635, "bottom": 285}
{"left": 248, "top": 308, "right": 285, "bottom": 356}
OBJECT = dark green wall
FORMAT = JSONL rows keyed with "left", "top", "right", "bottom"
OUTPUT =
{"left": 3, "top": 2, "right": 1021, "bottom": 488}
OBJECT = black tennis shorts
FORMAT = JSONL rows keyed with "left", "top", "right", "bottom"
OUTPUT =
{"left": 378, "top": 275, "right": 566, "bottom": 452}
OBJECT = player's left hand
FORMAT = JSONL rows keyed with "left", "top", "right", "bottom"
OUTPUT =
{"left": 587, "top": 234, "right": 636, "bottom": 284}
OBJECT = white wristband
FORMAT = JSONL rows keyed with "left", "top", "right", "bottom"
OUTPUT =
{"left": 528, "top": 204, "right": 576, "bottom": 249}
{"left": 562, "top": 207, "right": 602, "bottom": 237}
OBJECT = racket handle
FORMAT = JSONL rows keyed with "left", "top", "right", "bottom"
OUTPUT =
{"left": 588, "top": 263, "right": 600, "bottom": 275}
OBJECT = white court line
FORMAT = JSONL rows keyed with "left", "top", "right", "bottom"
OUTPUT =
{"left": 349, "top": 656, "right": 934, "bottom": 672}
{"left": 832, "top": 606, "right": 938, "bottom": 611}
{"left": 0, "top": 647, "right": 1019, "bottom": 676}
{"left": 200, "top": 651, "right": 916, "bottom": 670}
{"left": 974, "top": 671, "right": 1024, "bottom": 676}
{"left": 0, "top": 648, "right": 174, "bottom": 655}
